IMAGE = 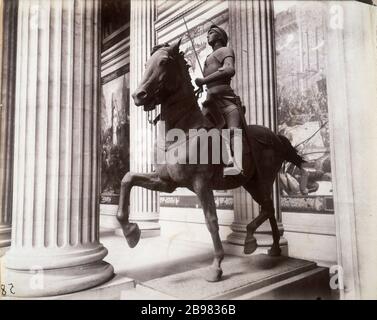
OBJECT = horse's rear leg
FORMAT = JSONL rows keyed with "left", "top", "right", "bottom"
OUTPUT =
{"left": 245, "top": 200, "right": 275, "bottom": 255}
{"left": 117, "top": 172, "right": 176, "bottom": 248}
{"left": 193, "top": 180, "right": 224, "bottom": 282}
{"left": 242, "top": 181, "right": 281, "bottom": 256}
{"left": 268, "top": 215, "right": 282, "bottom": 256}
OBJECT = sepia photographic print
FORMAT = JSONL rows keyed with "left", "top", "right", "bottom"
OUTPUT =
{"left": 0, "top": 0, "right": 377, "bottom": 307}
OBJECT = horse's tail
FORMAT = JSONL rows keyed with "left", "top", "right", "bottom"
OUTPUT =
{"left": 277, "top": 135, "right": 306, "bottom": 169}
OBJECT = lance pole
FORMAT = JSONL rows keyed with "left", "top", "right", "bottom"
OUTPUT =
{"left": 182, "top": 17, "right": 204, "bottom": 77}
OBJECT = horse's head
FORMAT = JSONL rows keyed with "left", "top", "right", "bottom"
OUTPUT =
{"left": 132, "top": 39, "right": 183, "bottom": 111}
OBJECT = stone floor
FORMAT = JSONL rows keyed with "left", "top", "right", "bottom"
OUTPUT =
{"left": 101, "top": 228, "right": 217, "bottom": 283}
{"left": 0, "top": 229, "right": 334, "bottom": 299}
{"left": 101, "top": 229, "right": 334, "bottom": 300}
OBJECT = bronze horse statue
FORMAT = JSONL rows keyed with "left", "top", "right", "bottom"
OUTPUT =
{"left": 117, "top": 40, "right": 305, "bottom": 282}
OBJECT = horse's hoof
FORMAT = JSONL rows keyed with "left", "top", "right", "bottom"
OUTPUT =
{"left": 244, "top": 236, "right": 257, "bottom": 255}
{"left": 268, "top": 246, "right": 281, "bottom": 257}
{"left": 203, "top": 266, "right": 223, "bottom": 282}
{"left": 122, "top": 223, "right": 141, "bottom": 248}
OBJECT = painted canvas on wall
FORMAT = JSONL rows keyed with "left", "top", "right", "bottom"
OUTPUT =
{"left": 274, "top": 1, "right": 333, "bottom": 213}
{"left": 100, "top": 73, "right": 130, "bottom": 204}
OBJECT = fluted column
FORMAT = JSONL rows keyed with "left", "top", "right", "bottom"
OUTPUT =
{"left": 128, "top": 0, "right": 159, "bottom": 227}
{"left": 226, "top": 0, "right": 286, "bottom": 250}
{"left": 3, "top": 0, "right": 113, "bottom": 297}
{"left": 327, "top": 1, "right": 377, "bottom": 299}
{"left": 0, "top": 0, "right": 17, "bottom": 256}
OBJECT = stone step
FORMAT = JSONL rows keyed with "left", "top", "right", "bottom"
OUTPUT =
{"left": 225, "top": 267, "right": 331, "bottom": 300}
{"left": 3, "top": 274, "right": 136, "bottom": 300}
{"left": 120, "top": 254, "right": 332, "bottom": 300}
{"left": 121, "top": 283, "right": 176, "bottom": 300}
{"left": 52, "top": 275, "right": 135, "bottom": 300}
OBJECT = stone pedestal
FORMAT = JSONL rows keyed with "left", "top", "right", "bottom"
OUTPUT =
{"left": 2, "top": 0, "right": 113, "bottom": 297}
{"left": 122, "top": 254, "right": 328, "bottom": 300}
{"left": 226, "top": 0, "right": 286, "bottom": 251}
{"left": 0, "top": 0, "right": 17, "bottom": 256}
{"left": 128, "top": 0, "right": 160, "bottom": 232}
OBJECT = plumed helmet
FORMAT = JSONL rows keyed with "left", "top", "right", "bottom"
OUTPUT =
{"left": 208, "top": 24, "right": 228, "bottom": 46}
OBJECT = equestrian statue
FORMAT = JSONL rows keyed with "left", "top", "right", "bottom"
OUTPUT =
{"left": 116, "top": 25, "right": 305, "bottom": 282}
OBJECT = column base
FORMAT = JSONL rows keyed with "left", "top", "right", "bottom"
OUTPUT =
{"left": 0, "top": 246, "right": 10, "bottom": 257}
{"left": 0, "top": 225, "right": 11, "bottom": 253}
{"left": 128, "top": 212, "right": 161, "bottom": 238}
{"left": 115, "top": 222, "right": 161, "bottom": 239}
{"left": 227, "top": 230, "right": 287, "bottom": 246}
{"left": 3, "top": 261, "right": 114, "bottom": 298}
{"left": 2, "top": 244, "right": 114, "bottom": 297}
{"left": 226, "top": 222, "right": 288, "bottom": 256}
{"left": 224, "top": 237, "right": 288, "bottom": 257}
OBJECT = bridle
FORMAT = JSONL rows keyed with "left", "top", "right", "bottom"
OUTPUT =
{"left": 145, "top": 48, "right": 182, "bottom": 125}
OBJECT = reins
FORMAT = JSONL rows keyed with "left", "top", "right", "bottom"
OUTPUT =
{"left": 147, "top": 48, "right": 200, "bottom": 127}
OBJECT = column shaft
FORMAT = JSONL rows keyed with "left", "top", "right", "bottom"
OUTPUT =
{"left": 0, "top": 0, "right": 17, "bottom": 255}
{"left": 227, "top": 0, "right": 285, "bottom": 249}
{"left": 129, "top": 0, "right": 159, "bottom": 225}
{"left": 3, "top": 0, "right": 113, "bottom": 297}
{"left": 327, "top": 1, "right": 377, "bottom": 299}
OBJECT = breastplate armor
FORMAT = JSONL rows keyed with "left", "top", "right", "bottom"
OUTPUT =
{"left": 203, "top": 48, "right": 233, "bottom": 89}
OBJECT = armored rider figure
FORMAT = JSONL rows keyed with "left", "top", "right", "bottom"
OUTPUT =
{"left": 194, "top": 25, "right": 246, "bottom": 173}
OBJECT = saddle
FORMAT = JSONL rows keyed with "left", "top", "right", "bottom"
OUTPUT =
{"left": 202, "top": 101, "right": 275, "bottom": 149}
{"left": 155, "top": 94, "right": 274, "bottom": 178}
{"left": 201, "top": 104, "right": 277, "bottom": 178}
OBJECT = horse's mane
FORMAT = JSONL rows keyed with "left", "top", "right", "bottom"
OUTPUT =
{"left": 151, "top": 43, "right": 169, "bottom": 55}
{"left": 151, "top": 43, "right": 196, "bottom": 102}
{"left": 175, "top": 51, "right": 196, "bottom": 97}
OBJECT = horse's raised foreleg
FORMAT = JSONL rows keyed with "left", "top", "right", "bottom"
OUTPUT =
{"left": 193, "top": 180, "right": 224, "bottom": 282}
{"left": 117, "top": 171, "right": 176, "bottom": 248}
